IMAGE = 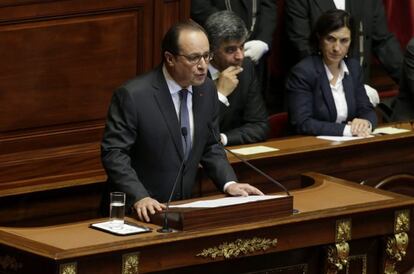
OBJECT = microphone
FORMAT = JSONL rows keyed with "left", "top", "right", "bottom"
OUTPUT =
{"left": 157, "top": 127, "right": 188, "bottom": 233}
{"left": 207, "top": 123, "right": 291, "bottom": 196}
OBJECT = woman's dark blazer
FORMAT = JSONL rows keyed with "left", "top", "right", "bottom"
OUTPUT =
{"left": 286, "top": 55, "right": 377, "bottom": 136}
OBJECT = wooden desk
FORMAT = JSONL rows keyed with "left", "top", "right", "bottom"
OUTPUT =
{"left": 200, "top": 124, "right": 414, "bottom": 195}
{"left": 0, "top": 173, "right": 413, "bottom": 274}
{"left": 1, "top": 124, "right": 414, "bottom": 227}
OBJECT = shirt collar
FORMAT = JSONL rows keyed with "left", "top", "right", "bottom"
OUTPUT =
{"left": 162, "top": 64, "right": 193, "bottom": 95}
{"left": 323, "top": 59, "right": 349, "bottom": 81}
{"left": 208, "top": 64, "right": 220, "bottom": 81}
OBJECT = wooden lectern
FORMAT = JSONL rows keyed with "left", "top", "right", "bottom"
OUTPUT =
{"left": 0, "top": 173, "right": 413, "bottom": 274}
{"left": 152, "top": 194, "right": 293, "bottom": 231}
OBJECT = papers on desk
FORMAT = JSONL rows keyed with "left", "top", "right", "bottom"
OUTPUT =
{"left": 230, "top": 145, "right": 279, "bottom": 155}
{"left": 90, "top": 221, "right": 151, "bottom": 236}
{"left": 317, "top": 127, "right": 410, "bottom": 142}
{"left": 373, "top": 127, "right": 411, "bottom": 135}
{"left": 170, "top": 195, "right": 285, "bottom": 208}
{"left": 317, "top": 135, "right": 368, "bottom": 142}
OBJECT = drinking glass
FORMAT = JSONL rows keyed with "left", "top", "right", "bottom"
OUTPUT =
{"left": 109, "top": 192, "right": 125, "bottom": 229}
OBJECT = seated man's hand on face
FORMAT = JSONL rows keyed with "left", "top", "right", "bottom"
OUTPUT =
{"left": 133, "top": 197, "right": 166, "bottom": 222}
{"left": 216, "top": 66, "right": 243, "bottom": 97}
{"left": 349, "top": 118, "right": 372, "bottom": 137}
{"left": 225, "top": 182, "right": 264, "bottom": 197}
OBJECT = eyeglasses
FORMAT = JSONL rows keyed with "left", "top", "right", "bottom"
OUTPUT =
{"left": 176, "top": 52, "right": 214, "bottom": 65}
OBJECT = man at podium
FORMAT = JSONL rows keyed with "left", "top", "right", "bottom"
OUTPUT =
{"left": 101, "top": 21, "right": 263, "bottom": 222}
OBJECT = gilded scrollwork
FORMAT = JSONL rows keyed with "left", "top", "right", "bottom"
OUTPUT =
{"left": 346, "top": 255, "right": 367, "bottom": 274}
{"left": 59, "top": 262, "right": 77, "bottom": 274}
{"left": 394, "top": 209, "right": 410, "bottom": 234}
{"left": 196, "top": 237, "right": 278, "bottom": 259}
{"left": 122, "top": 252, "right": 139, "bottom": 274}
{"left": 384, "top": 232, "right": 409, "bottom": 274}
{"left": 336, "top": 219, "right": 351, "bottom": 242}
{"left": 325, "top": 219, "right": 351, "bottom": 274}
{"left": 0, "top": 255, "right": 23, "bottom": 271}
{"left": 326, "top": 242, "right": 350, "bottom": 273}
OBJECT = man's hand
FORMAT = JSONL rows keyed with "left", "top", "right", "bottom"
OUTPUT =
{"left": 349, "top": 118, "right": 372, "bottom": 137}
{"left": 133, "top": 197, "right": 166, "bottom": 222}
{"left": 225, "top": 183, "right": 264, "bottom": 197}
{"left": 216, "top": 66, "right": 243, "bottom": 96}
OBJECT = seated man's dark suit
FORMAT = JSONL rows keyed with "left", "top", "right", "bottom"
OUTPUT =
{"left": 217, "top": 59, "right": 269, "bottom": 145}
{"left": 191, "top": 0, "right": 276, "bottom": 46}
{"left": 286, "top": 56, "right": 377, "bottom": 136}
{"left": 101, "top": 66, "right": 237, "bottom": 209}
{"left": 392, "top": 38, "right": 414, "bottom": 121}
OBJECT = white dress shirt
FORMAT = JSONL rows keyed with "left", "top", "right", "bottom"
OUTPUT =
{"left": 162, "top": 65, "right": 194, "bottom": 141}
{"left": 324, "top": 60, "right": 353, "bottom": 136}
{"left": 208, "top": 64, "right": 230, "bottom": 145}
{"left": 208, "top": 65, "right": 230, "bottom": 106}
{"left": 163, "top": 65, "right": 235, "bottom": 191}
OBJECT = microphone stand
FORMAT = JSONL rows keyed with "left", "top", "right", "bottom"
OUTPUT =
{"left": 207, "top": 123, "right": 291, "bottom": 196}
{"left": 157, "top": 127, "right": 188, "bottom": 233}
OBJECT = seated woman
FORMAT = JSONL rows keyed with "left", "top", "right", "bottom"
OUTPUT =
{"left": 286, "top": 9, "right": 377, "bottom": 136}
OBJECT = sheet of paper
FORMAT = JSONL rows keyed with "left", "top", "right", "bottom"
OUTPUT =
{"left": 317, "top": 135, "right": 369, "bottom": 142}
{"left": 230, "top": 145, "right": 279, "bottom": 155}
{"left": 170, "top": 195, "right": 285, "bottom": 208}
{"left": 373, "top": 127, "right": 411, "bottom": 135}
{"left": 91, "top": 221, "right": 149, "bottom": 235}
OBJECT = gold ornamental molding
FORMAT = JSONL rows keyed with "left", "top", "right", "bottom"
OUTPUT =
{"left": 346, "top": 254, "right": 367, "bottom": 274}
{"left": 384, "top": 232, "right": 409, "bottom": 274}
{"left": 59, "top": 262, "right": 77, "bottom": 274}
{"left": 325, "top": 219, "right": 352, "bottom": 274}
{"left": 196, "top": 237, "right": 278, "bottom": 259}
{"left": 336, "top": 219, "right": 352, "bottom": 242}
{"left": 0, "top": 255, "right": 23, "bottom": 271}
{"left": 326, "top": 242, "right": 350, "bottom": 274}
{"left": 394, "top": 209, "right": 410, "bottom": 234}
{"left": 122, "top": 252, "right": 140, "bottom": 274}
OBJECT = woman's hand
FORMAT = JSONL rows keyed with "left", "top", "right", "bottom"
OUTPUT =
{"left": 348, "top": 118, "right": 372, "bottom": 137}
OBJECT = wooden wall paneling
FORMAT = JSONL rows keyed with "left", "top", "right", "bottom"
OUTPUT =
{"left": 0, "top": 12, "right": 137, "bottom": 132}
{"left": 0, "top": 0, "right": 153, "bottom": 186}
{"left": 153, "top": 0, "right": 192, "bottom": 65}
{"left": 0, "top": 0, "right": 191, "bottom": 227}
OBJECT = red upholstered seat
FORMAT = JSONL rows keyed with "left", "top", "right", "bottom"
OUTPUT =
{"left": 267, "top": 112, "right": 289, "bottom": 139}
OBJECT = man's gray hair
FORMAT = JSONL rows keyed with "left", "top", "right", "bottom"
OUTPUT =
{"left": 204, "top": 10, "right": 248, "bottom": 52}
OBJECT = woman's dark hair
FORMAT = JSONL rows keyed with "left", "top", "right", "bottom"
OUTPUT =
{"left": 161, "top": 20, "right": 207, "bottom": 60}
{"left": 310, "top": 9, "right": 356, "bottom": 56}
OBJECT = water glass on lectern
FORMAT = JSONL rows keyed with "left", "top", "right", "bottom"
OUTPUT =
{"left": 109, "top": 192, "right": 125, "bottom": 229}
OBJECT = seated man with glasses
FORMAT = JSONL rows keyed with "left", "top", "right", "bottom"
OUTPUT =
{"left": 204, "top": 10, "right": 269, "bottom": 146}
{"left": 101, "top": 20, "right": 263, "bottom": 222}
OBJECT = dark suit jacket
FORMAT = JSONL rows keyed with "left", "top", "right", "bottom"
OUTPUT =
{"left": 217, "top": 59, "right": 269, "bottom": 145}
{"left": 285, "top": 0, "right": 403, "bottom": 82}
{"left": 392, "top": 38, "right": 414, "bottom": 121}
{"left": 286, "top": 55, "right": 377, "bottom": 136}
{"left": 191, "top": 0, "right": 277, "bottom": 46}
{"left": 101, "top": 66, "right": 237, "bottom": 209}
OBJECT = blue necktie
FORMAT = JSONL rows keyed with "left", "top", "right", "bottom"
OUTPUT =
{"left": 179, "top": 89, "right": 191, "bottom": 159}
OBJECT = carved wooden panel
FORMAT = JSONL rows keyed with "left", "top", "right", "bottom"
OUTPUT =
{"left": 153, "top": 0, "right": 191, "bottom": 64}
{"left": 0, "top": 11, "right": 141, "bottom": 132}
{"left": 0, "top": 0, "right": 191, "bottom": 225}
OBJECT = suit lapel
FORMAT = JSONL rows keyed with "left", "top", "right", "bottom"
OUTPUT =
{"left": 190, "top": 86, "right": 204, "bottom": 162}
{"left": 152, "top": 67, "right": 184, "bottom": 159}
{"left": 313, "top": 0, "right": 336, "bottom": 12}
{"left": 314, "top": 57, "right": 337, "bottom": 121}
